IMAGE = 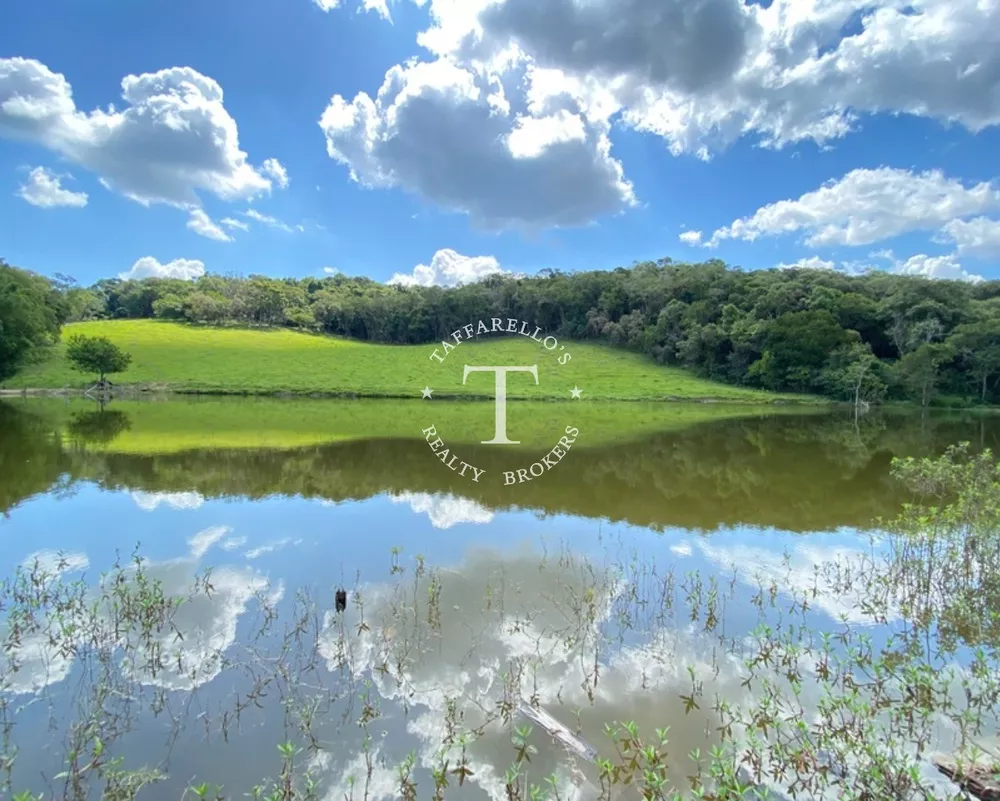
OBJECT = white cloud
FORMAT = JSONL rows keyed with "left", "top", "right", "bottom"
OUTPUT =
{"left": 389, "top": 492, "right": 495, "bottom": 528}
{"left": 131, "top": 491, "right": 205, "bottom": 511}
{"left": 319, "top": 58, "right": 635, "bottom": 230}
{"left": 361, "top": 0, "right": 394, "bottom": 20}
{"left": 186, "top": 208, "right": 232, "bottom": 242}
{"left": 243, "top": 208, "right": 301, "bottom": 233}
{"left": 387, "top": 248, "right": 507, "bottom": 288}
{"left": 119, "top": 256, "right": 206, "bottom": 281}
{"left": 312, "top": 0, "right": 340, "bottom": 9}
{"left": 892, "top": 253, "right": 983, "bottom": 283}
{"left": 860, "top": 249, "right": 984, "bottom": 283}
{"left": 704, "top": 168, "right": 1000, "bottom": 249}
{"left": 777, "top": 256, "right": 837, "bottom": 271}
{"left": 422, "top": 0, "right": 1000, "bottom": 153}
{"left": 678, "top": 230, "right": 703, "bottom": 246}
{"left": 0, "top": 58, "right": 280, "bottom": 207}
{"left": 220, "top": 216, "right": 249, "bottom": 232}
{"left": 17, "top": 166, "right": 88, "bottom": 208}
{"left": 940, "top": 217, "right": 1000, "bottom": 258}
{"left": 261, "top": 157, "right": 289, "bottom": 189}
{"left": 0, "top": 58, "right": 288, "bottom": 238}
{"left": 318, "top": 0, "right": 1000, "bottom": 227}
{"left": 323, "top": 266, "right": 342, "bottom": 275}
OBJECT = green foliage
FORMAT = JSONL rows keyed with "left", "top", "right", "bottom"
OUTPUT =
{"left": 0, "top": 260, "right": 66, "bottom": 382}
{"left": 9, "top": 257, "right": 1000, "bottom": 403}
{"left": 65, "top": 335, "right": 132, "bottom": 382}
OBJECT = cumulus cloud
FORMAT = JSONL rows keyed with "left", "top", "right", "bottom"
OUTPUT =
{"left": 186, "top": 208, "right": 232, "bottom": 242}
{"left": 704, "top": 168, "right": 1000, "bottom": 249}
{"left": 881, "top": 251, "right": 984, "bottom": 283}
{"left": 940, "top": 216, "right": 1000, "bottom": 258}
{"left": 319, "top": 58, "right": 635, "bottom": 229}
{"left": 319, "top": 0, "right": 1000, "bottom": 227}
{"left": 773, "top": 250, "right": 981, "bottom": 282}
{"left": 261, "top": 157, "right": 289, "bottom": 189}
{"left": 0, "top": 58, "right": 285, "bottom": 232}
{"left": 17, "top": 166, "right": 88, "bottom": 208}
{"left": 679, "top": 230, "right": 703, "bottom": 246}
{"left": 387, "top": 248, "right": 507, "bottom": 288}
{"left": 423, "top": 0, "right": 1000, "bottom": 152}
{"left": 119, "top": 256, "right": 206, "bottom": 281}
{"left": 389, "top": 492, "right": 495, "bottom": 528}
{"left": 777, "top": 256, "right": 838, "bottom": 271}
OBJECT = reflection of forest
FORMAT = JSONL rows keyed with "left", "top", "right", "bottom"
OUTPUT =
{"left": 2, "top": 400, "right": 998, "bottom": 532}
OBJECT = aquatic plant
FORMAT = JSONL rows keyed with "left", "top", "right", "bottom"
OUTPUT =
{"left": 1, "top": 447, "right": 998, "bottom": 799}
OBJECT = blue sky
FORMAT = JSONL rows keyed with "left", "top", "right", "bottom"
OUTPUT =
{"left": 1, "top": 0, "right": 999, "bottom": 287}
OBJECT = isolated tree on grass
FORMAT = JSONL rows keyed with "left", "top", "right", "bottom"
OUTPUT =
{"left": 65, "top": 335, "right": 132, "bottom": 384}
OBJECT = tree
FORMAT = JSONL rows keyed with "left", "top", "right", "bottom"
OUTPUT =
{"left": 65, "top": 335, "right": 132, "bottom": 383}
{"left": 895, "top": 343, "right": 952, "bottom": 407}
{"left": 822, "top": 341, "right": 885, "bottom": 412}
{"left": 949, "top": 322, "right": 1000, "bottom": 403}
{"left": 0, "top": 260, "right": 65, "bottom": 381}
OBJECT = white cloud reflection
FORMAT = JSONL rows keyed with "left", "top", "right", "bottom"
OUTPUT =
{"left": 2, "top": 525, "right": 282, "bottom": 697}
{"left": 131, "top": 491, "right": 205, "bottom": 511}
{"left": 389, "top": 492, "right": 495, "bottom": 528}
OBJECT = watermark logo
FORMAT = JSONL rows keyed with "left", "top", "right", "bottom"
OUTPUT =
{"left": 419, "top": 318, "right": 583, "bottom": 486}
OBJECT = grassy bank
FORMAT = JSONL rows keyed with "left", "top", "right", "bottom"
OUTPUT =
{"left": 6, "top": 320, "right": 815, "bottom": 403}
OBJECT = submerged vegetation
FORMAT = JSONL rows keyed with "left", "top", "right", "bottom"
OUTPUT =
{"left": 2, "top": 446, "right": 999, "bottom": 799}
{"left": 3, "top": 257, "right": 999, "bottom": 405}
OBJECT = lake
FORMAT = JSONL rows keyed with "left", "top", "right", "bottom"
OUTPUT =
{"left": 1, "top": 397, "right": 998, "bottom": 800}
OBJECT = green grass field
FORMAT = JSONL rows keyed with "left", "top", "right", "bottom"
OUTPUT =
{"left": 6, "top": 320, "right": 814, "bottom": 402}
{"left": 10, "top": 396, "right": 820, "bottom": 454}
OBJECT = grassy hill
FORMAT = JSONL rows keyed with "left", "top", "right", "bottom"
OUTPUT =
{"left": 5, "top": 320, "right": 815, "bottom": 402}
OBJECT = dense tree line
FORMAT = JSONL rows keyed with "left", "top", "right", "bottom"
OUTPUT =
{"left": 5, "top": 257, "right": 1000, "bottom": 404}
{"left": 0, "top": 260, "right": 68, "bottom": 381}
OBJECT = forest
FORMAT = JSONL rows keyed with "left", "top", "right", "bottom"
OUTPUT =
{"left": 2, "top": 256, "right": 999, "bottom": 405}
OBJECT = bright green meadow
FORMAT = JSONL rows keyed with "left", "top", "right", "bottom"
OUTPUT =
{"left": 6, "top": 320, "right": 813, "bottom": 402}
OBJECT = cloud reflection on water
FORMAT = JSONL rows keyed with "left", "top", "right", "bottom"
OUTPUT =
{"left": 3, "top": 524, "right": 282, "bottom": 696}
{"left": 316, "top": 544, "right": 740, "bottom": 800}
{"left": 389, "top": 492, "right": 496, "bottom": 529}
{"left": 131, "top": 490, "right": 205, "bottom": 511}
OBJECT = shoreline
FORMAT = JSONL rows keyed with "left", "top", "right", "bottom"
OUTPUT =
{"left": 4, "top": 386, "right": 997, "bottom": 411}
{"left": 0, "top": 386, "right": 826, "bottom": 404}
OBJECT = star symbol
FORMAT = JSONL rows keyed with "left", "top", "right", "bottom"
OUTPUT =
{"left": 570, "top": 386, "right": 583, "bottom": 399}
{"left": 422, "top": 386, "right": 434, "bottom": 399}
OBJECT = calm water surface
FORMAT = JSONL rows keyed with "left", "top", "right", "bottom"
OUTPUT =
{"left": 1, "top": 398, "right": 998, "bottom": 799}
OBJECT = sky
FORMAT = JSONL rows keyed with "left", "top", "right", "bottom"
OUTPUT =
{"left": 1, "top": 0, "right": 999, "bottom": 288}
